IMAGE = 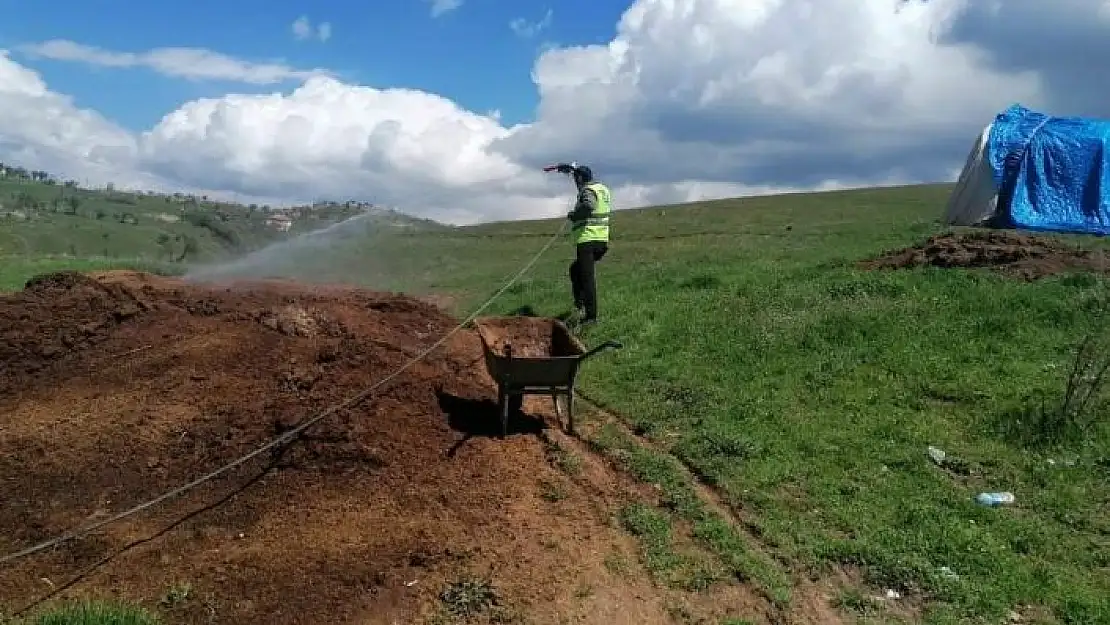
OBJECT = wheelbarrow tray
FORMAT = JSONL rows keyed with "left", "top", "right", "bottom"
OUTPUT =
{"left": 473, "top": 316, "right": 586, "bottom": 389}
{"left": 472, "top": 316, "right": 619, "bottom": 435}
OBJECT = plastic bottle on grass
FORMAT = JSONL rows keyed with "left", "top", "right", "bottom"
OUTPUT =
{"left": 975, "top": 492, "right": 1015, "bottom": 507}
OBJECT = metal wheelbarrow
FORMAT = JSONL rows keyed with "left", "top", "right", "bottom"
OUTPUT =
{"left": 473, "top": 316, "right": 622, "bottom": 436}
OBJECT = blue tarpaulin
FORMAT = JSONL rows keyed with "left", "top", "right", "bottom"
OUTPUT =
{"left": 988, "top": 103, "right": 1110, "bottom": 236}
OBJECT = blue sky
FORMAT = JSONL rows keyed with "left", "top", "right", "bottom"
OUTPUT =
{"left": 1, "top": 0, "right": 626, "bottom": 129}
{"left": 0, "top": 0, "right": 1098, "bottom": 224}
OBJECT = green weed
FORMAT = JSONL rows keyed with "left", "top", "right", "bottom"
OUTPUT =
{"left": 603, "top": 551, "right": 632, "bottom": 577}
{"left": 595, "top": 426, "right": 790, "bottom": 604}
{"left": 618, "top": 503, "right": 725, "bottom": 591}
{"left": 439, "top": 575, "right": 499, "bottom": 619}
{"left": 15, "top": 601, "right": 159, "bottom": 625}
{"left": 539, "top": 479, "right": 568, "bottom": 503}
{"left": 158, "top": 582, "right": 192, "bottom": 609}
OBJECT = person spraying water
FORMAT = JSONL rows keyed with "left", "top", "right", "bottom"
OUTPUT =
{"left": 544, "top": 162, "right": 612, "bottom": 326}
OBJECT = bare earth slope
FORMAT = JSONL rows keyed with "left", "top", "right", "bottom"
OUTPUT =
{"left": 0, "top": 271, "right": 787, "bottom": 625}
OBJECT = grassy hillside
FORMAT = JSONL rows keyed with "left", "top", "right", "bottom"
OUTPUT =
{"left": 0, "top": 173, "right": 444, "bottom": 289}
{"left": 7, "top": 181, "right": 1110, "bottom": 624}
{"left": 328, "top": 182, "right": 1105, "bottom": 624}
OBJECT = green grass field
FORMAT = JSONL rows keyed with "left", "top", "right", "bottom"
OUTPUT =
{"left": 4, "top": 181, "right": 1110, "bottom": 624}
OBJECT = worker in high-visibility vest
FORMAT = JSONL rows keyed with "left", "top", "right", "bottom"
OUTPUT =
{"left": 544, "top": 162, "right": 611, "bottom": 326}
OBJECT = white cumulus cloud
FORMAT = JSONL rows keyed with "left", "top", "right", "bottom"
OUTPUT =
{"left": 1, "top": 0, "right": 1106, "bottom": 225}
{"left": 20, "top": 40, "right": 327, "bottom": 84}
{"left": 0, "top": 50, "right": 136, "bottom": 178}
{"left": 135, "top": 76, "right": 552, "bottom": 223}
{"left": 494, "top": 0, "right": 1044, "bottom": 190}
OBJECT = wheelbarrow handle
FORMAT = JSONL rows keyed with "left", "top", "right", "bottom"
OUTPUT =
{"left": 580, "top": 340, "right": 623, "bottom": 361}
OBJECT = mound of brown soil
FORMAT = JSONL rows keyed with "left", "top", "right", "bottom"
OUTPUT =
{"left": 858, "top": 230, "right": 1110, "bottom": 280}
{"left": 0, "top": 271, "right": 705, "bottom": 624}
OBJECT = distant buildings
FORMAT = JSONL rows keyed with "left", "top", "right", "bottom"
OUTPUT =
{"left": 265, "top": 213, "right": 294, "bottom": 232}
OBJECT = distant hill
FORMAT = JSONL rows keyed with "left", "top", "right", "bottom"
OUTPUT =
{"left": 0, "top": 162, "right": 446, "bottom": 264}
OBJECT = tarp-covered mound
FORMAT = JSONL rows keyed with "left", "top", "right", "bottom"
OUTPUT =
{"left": 945, "top": 103, "right": 1110, "bottom": 236}
{"left": 0, "top": 271, "right": 675, "bottom": 625}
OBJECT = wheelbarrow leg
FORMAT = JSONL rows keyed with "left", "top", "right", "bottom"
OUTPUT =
{"left": 498, "top": 386, "right": 509, "bottom": 438}
{"left": 552, "top": 390, "right": 568, "bottom": 435}
{"left": 565, "top": 389, "right": 575, "bottom": 435}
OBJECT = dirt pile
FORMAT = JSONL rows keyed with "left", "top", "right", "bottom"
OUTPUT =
{"left": 858, "top": 230, "right": 1110, "bottom": 280}
{"left": 0, "top": 271, "right": 156, "bottom": 376}
{"left": 0, "top": 271, "right": 698, "bottom": 625}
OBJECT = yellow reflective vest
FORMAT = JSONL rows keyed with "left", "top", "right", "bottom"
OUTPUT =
{"left": 571, "top": 182, "right": 611, "bottom": 244}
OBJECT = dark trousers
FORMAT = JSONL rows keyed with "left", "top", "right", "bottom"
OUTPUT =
{"left": 569, "top": 241, "right": 608, "bottom": 320}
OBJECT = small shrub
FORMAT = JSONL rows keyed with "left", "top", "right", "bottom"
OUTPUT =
{"left": 832, "top": 588, "right": 882, "bottom": 615}
{"left": 439, "top": 576, "right": 498, "bottom": 618}
{"left": 603, "top": 552, "right": 632, "bottom": 576}
{"left": 539, "top": 479, "right": 567, "bottom": 502}
{"left": 159, "top": 582, "right": 192, "bottom": 609}
{"left": 1004, "top": 329, "right": 1110, "bottom": 446}
{"left": 554, "top": 449, "right": 582, "bottom": 475}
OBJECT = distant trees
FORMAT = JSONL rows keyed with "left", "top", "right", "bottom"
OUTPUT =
{"left": 0, "top": 162, "right": 55, "bottom": 184}
{"left": 13, "top": 192, "right": 40, "bottom": 211}
{"left": 177, "top": 235, "right": 199, "bottom": 262}
{"left": 64, "top": 196, "right": 80, "bottom": 215}
{"left": 183, "top": 210, "right": 241, "bottom": 248}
